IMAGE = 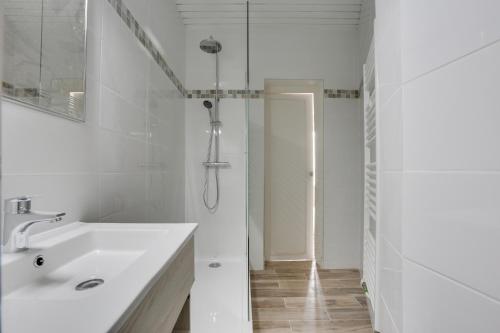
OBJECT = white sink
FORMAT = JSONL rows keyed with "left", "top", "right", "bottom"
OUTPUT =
{"left": 2, "top": 222, "right": 197, "bottom": 333}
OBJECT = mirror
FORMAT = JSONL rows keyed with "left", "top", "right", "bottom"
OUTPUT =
{"left": 2, "top": 0, "right": 87, "bottom": 121}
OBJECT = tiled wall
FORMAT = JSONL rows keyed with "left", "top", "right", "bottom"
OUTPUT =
{"left": 185, "top": 25, "right": 248, "bottom": 260}
{"left": 1, "top": 0, "right": 187, "bottom": 234}
{"left": 374, "top": 0, "right": 403, "bottom": 331}
{"left": 247, "top": 25, "right": 364, "bottom": 270}
{"left": 376, "top": 0, "right": 500, "bottom": 332}
{"left": 323, "top": 98, "right": 364, "bottom": 269}
{"left": 94, "top": 0, "right": 186, "bottom": 223}
{"left": 0, "top": 1, "right": 4, "bottom": 210}
{"left": 401, "top": 1, "right": 500, "bottom": 331}
{"left": 359, "top": 0, "right": 375, "bottom": 77}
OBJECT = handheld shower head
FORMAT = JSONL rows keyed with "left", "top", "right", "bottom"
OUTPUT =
{"left": 203, "top": 100, "right": 213, "bottom": 109}
{"left": 203, "top": 100, "right": 215, "bottom": 122}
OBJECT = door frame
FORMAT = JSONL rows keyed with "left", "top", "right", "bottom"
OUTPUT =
{"left": 263, "top": 79, "right": 324, "bottom": 264}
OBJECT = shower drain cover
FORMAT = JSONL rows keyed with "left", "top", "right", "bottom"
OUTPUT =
{"left": 75, "top": 278, "right": 104, "bottom": 291}
{"left": 208, "top": 262, "right": 222, "bottom": 268}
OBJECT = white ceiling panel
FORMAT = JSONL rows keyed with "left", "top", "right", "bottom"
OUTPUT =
{"left": 176, "top": 0, "right": 363, "bottom": 26}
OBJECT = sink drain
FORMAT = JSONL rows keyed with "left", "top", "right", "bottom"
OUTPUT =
{"left": 75, "top": 278, "right": 104, "bottom": 291}
{"left": 208, "top": 262, "right": 221, "bottom": 268}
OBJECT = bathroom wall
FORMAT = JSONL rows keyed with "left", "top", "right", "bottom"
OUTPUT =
{"left": 1, "top": 0, "right": 187, "bottom": 235}
{"left": 374, "top": 0, "right": 403, "bottom": 331}
{"left": 401, "top": 1, "right": 500, "bottom": 331}
{"left": 376, "top": 0, "right": 500, "bottom": 331}
{"left": 184, "top": 25, "right": 247, "bottom": 260}
{"left": 248, "top": 25, "right": 364, "bottom": 269}
{"left": 323, "top": 98, "right": 364, "bottom": 269}
{"left": 0, "top": 1, "right": 3, "bottom": 213}
{"left": 93, "top": 0, "right": 186, "bottom": 223}
{"left": 359, "top": 0, "right": 375, "bottom": 73}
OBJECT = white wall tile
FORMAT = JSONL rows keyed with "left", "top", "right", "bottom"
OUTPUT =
{"left": 401, "top": 0, "right": 500, "bottom": 81}
{"left": 375, "top": 0, "right": 401, "bottom": 89}
{"left": 379, "top": 89, "right": 402, "bottom": 171}
{"left": 375, "top": 1, "right": 404, "bottom": 330}
{"left": 184, "top": 96, "right": 247, "bottom": 257}
{"left": 85, "top": 0, "right": 103, "bottom": 82}
{"left": 99, "top": 173, "right": 147, "bottom": 222}
{"left": 359, "top": 0, "right": 375, "bottom": 73}
{"left": 186, "top": 25, "right": 245, "bottom": 89}
{"left": 403, "top": 172, "right": 500, "bottom": 300}
{"left": 98, "top": 129, "right": 147, "bottom": 174}
{"left": 248, "top": 99, "right": 265, "bottom": 270}
{"left": 323, "top": 99, "right": 364, "bottom": 268}
{"left": 379, "top": 297, "right": 401, "bottom": 333}
{"left": 99, "top": 86, "right": 148, "bottom": 140}
{"left": 1, "top": 0, "right": 187, "bottom": 236}
{"left": 381, "top": 172, "right": 402, "bottom": 251}
{"left": 185, "top": 152, "right": 246, "bottom": 259}
{"left": 1, "top": 101, "right": 97, "bottom": 175}
{"left": 380, "top": 238, "right": 403, "bottom": 331}
{"left": 101, "top": 4, "right": 149, "bottom": 109}
{"left": 404, "top": 260, "right": 500, "bottom": 333}
{"left": 185, "top": 23, "right": 247, "bottom": 259}
{"left": 147, "top": 0, "right": 186, "bottom": 82}
{"left": 250, "top": 26, "right": 360, "bottom": 89}
{"left": 403, "top": 41, "right": 500, "bottom": 171}
{"left": 2, "top": 174, "right": 99, "bottom": 231}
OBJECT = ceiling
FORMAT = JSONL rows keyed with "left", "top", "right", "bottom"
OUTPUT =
{"left": 176, "top": 0, "right": 364, "bottom": 26}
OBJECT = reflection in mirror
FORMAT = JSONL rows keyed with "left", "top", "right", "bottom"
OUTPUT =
{"left": 2, "top": 0, "right": 87, "bottom": 121}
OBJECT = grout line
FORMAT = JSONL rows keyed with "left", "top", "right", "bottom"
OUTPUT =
{"left": 380, "top": 235, "right": 403, "bottom": 262}
{"left": 380, "top": 295, "right": 402, "bottom": 333}
{"left": 405, "top": 257, "right": 500, "bottom": 304}
{"left": 404, "top": 170, "right": 500, "bottom": 175}
{"left": 402, "top": 37, "right": 500, "bottom": 86}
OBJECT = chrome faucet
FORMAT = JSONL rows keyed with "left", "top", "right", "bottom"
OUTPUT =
{"left": 3, "top": 196, "right": 66, "bottom": 252}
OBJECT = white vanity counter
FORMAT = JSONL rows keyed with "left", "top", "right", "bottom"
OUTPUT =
{"left": 1, "top": 222, "right": 197, "bottom": 333}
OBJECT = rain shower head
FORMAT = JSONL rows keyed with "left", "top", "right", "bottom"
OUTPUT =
{"left": 203, "top": 100, "right": 213, "bottom": 109}
{"left": 200, "top": 36, "right": 222, "bottom": 54}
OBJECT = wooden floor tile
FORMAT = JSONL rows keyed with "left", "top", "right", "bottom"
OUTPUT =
{"left": 265, "top": 260, "right": 314, "bottom": 269}
{"left": 252, "top": 288, "right": 316, "bottom": 298}
{"left": 252, "top": 297, "right": 287, "bottom": 308}
{"left": 284, "top": 296, "right": 363, "bottom": 309}
{"left": 327, "top": 308, "right": 371, "bottom": 320}
{"left": 279, "top": 279, "right": 361, "bottom": 289}
{"left": 251, "top": 261, "right": 373, "bottom": 333}
{"left": 321, "top": 287, "right": 365, "bottom": 297}
{"left": 289, "top": 320, "right": 337, "bottom": 332}
{"left": 253, "top": 308, "right": 330, "bottom": 321}
{"left": 253, "top": 329, "right": 293, "bottom": 333}
{"left": 252, "top": 281, "right": 281, "bottom": 289}
{"left": 251, "top": 273, "right": 309, "bottom": 280}
{"left": 253, "top": 320, "right": 291, "bottom": 329}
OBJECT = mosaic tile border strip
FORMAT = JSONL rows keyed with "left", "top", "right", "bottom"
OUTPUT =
{"left": 108, "top": 0, "right": 359, "bottom": 101}
{"left": 187, "top": 89, "right": 360, "bottom": 99}
{"left": 107, "top": 0, "right": 187, "bottom": 96}
{"left": 2, "top": 81, "right": 41, "bottom": 98}
{"left": 324, "top": 89, "right": 359, "bottom": 99}
{"left": 186, "top": 89, "right": 264, "bottom": 99}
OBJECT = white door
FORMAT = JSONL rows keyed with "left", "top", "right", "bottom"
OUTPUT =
{"left": 265, "top": 93, "right": 314, "bottom": 260}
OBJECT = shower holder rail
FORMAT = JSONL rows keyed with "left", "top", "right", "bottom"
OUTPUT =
{"left": 202, "top": 162, "right": 231, "bottom": 168}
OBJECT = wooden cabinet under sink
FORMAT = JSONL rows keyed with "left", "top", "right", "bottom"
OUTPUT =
{"left": 115, "top": 237, "right": 194, "bottom": 333}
